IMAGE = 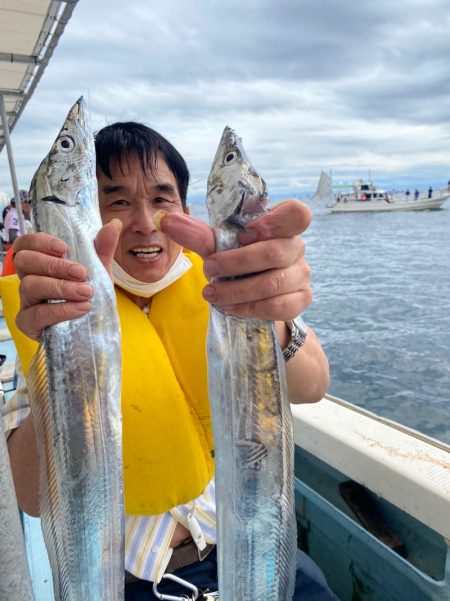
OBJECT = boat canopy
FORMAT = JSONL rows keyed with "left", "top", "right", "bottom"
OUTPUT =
{"left": 0, "top": 0, "right": 78, "bottom": 232}
{"left": 0, "top": 0, "right": 78, "bottom": 152}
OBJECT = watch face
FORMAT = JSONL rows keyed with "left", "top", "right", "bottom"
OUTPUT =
{"left": 293, "top": 316, "right": 307, "bottom": 337}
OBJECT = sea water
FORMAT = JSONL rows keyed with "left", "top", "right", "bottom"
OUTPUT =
{"left": 190, "top": 200, "right": 450, "bottom": 445}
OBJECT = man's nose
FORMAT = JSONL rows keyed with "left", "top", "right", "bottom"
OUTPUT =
{"left": 132, "top": 205, "right": 158, "bottom": 234}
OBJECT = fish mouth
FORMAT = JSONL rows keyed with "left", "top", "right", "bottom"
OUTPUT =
{"left": 226, "top": 191, "right": 246, "bottom": 230}
{"left": 40, "top": 195, "right": 71, "bottom": 206}
{"left": 226, "top": 180, "right": 266, "bottom": 229}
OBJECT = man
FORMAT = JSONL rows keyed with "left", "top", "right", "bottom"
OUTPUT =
{"left": 5, "top": 122, "right": 335, "bottom": 600}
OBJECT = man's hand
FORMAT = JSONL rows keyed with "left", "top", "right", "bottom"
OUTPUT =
{"left": 13, "top": 220, "right": 122, "bottom": 340}
{"left": 158, "top": 200, "right": 313, "bottom": 322}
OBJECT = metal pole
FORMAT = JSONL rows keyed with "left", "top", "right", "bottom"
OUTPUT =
{"left": 0, "top": 94, "right": 26, "bottom": 236}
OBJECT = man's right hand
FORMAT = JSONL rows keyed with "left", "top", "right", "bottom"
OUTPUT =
{"left": 13, "top": 220, "right": 122, "bottom": 341}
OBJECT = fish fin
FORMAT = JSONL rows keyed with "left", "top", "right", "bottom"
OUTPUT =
{"left": 27, "top": 345, "right": 67, "bottom": 599}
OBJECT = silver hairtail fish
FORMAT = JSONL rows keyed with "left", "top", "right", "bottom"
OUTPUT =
{"left": 206, "top": 126, "right": 297, "bottom": 600}
{"left": 0, "top": 430, "right": 35, "bottom": 600}
{"left": 28, "top": 97, "right": 124, "bottom": 600}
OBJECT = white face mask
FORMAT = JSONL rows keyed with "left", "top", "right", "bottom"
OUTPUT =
{"left": 112, "top": 249, "right": 192, "bottom": 298}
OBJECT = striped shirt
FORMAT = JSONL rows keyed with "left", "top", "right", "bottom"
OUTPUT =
{"left": 2, "top": 357, "right": 217, "bottom": 583}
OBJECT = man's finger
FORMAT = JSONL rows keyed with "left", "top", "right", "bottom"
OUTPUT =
{"left": 203, "top": 237, "right": 303, "bottom": 280}
{"left": 214, "top": 290, "right": 310, "bottom": 322}
{"left": 238, "top": 200, "right": 312, "bottom": 245}
{"left": 16, "top": 302, "right": 92, "bottom": 342}
{"left": 13, "top": 232, "right": 68, "bottom": 257}
{"left": 14, "top": 250, "right": 87, "bottom": 282}
{"left": 202, "top": 262, "right": 309, "bottom": 307}
{"left": 156, "top": 212, "right": 216, "bottom": 258}
{"left": 19, "top": 275, "right": 93, "bottom": 308}
{"left": 94, "top": 220, "right": 122, "bottom": 276}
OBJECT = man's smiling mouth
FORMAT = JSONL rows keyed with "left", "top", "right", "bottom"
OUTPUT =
{"left": 130, "top": 246, "right": 162, "bottom": 258}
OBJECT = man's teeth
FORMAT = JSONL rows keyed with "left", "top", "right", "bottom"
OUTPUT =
{"left": 131, "top": 247, "right": 161, "bottom": 257}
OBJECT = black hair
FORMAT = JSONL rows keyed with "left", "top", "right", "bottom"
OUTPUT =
{"left": 94, "top": 122, "right": 190, "bottom": 206}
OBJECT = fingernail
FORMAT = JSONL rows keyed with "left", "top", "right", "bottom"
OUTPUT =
{"left": 75, "top": 301, "right": 92, "bottom": 313}
{"left": 76, "top": 283, "right": 93, "bottom": 298}
{"left": 110, "top": 218, "right": 123, "bottom": 231}
{"left": 204, "top": 259, "right": 218, "bottom": 278}
{"left": 202, "top": 285, "right": 217, "bottom": 302}
{"left": 68, "top": 264, "right": 86, "bottom": 280}
{"left": 154, "top": 210, "right": 168, "bottom": 230}
{"left": 50, "top": 239, "right": 67, "bottom": 254}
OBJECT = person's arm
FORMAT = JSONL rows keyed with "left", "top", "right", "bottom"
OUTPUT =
{"left": 7, "top": 414, "right": 40, "bottom": 516}
{"left": 3, "top": 358, "right": 40, "bottom": 516}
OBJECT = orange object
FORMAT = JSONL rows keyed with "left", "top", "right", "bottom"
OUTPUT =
{"left": 1, "top": 246, "right": 16, "bottom": 276}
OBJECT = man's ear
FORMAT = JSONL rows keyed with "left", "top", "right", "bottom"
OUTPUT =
{"left": 184, "top": 205, "right": 190, "bottom": 216}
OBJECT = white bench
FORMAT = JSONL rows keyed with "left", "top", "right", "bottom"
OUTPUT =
{"left": 292, "top": 394, "right": 450, "bottom": 540}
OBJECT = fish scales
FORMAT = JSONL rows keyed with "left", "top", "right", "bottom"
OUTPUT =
{"left": 206, "top": 126, "right": 297, "bottom": 600}
{"left": 28, "top": 97, "right": 124, "bottom": 600}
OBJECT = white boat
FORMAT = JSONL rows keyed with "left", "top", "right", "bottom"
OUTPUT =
{"left": 312, "top": 172, "right": 450, "bottom": 213}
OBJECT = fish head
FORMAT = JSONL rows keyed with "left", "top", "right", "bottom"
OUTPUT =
{"left": 206, "top": 127, "right": 268, "bottom": 237}
{"left": 29, "top": 96, "right": 96, "bottom": 223}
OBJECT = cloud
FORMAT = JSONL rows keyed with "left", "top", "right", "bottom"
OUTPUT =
{"left": 1, "top": 0, "right": 450, "bottom": 201}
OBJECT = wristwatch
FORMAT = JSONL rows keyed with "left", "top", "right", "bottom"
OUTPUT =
{"left": 282, "top": 316, "right": 308, "bottom": 363}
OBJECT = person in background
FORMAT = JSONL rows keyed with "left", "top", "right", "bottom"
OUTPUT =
{"left": 414, "top": 189, "right": 420, "bottom": 200}
{"left": 2, "top": 200, "right": 11, "bottom": 223}
{"left": 428, "top": 186, "right": 433, "bottom": 199}
{"left": 1, "top": 191, "right": 32, "bottom": 276}
{"left": 2, "top": 190, "right": 32, "bottom": 246}
{"left": 3, "top": 198, "right": 19, "bottom": 244}
{"left": 4, "top": 122, "right": 337, "bottom": 601}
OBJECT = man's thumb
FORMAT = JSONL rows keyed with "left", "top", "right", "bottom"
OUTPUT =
{"left": 94, "top": 219, "right": 122, "bottom": 277}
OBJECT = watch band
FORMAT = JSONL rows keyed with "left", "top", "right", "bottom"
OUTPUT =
{"left": 282, "top": 316, "right": 307, "bottom": 363}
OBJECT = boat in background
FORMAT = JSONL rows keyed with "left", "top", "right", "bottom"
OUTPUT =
{"left": 312, "top": 171, "right": 450, "bottom": 212}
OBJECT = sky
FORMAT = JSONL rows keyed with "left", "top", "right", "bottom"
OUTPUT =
{"left": 1, "top": 0, "right": 450, "bottom": 204}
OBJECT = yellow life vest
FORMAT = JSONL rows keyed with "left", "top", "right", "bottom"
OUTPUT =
{"left": 0, "top": 250, "right": 213, "bottom": 515}
{"left": 0, "top": 274, "right": 39, "bottom": 377}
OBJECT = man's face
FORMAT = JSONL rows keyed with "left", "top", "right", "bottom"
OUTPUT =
{"left": 97, "top": 152, "right": 188, "bottom": 283}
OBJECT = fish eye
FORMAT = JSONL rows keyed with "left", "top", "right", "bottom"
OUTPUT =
{"left": 224, "top": 151, "right": 238, "bottom": 165}
{"left": 58, "top": 136, "right": 75, "bottom": 152}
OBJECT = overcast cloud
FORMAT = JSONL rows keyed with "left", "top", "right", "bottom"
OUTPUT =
{"left": 1, "top": 0, "right": 450, "bottom": 201}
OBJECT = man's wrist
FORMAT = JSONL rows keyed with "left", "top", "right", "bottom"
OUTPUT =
{"left": 282, "top": 316, "right": 308, "bottom": 363}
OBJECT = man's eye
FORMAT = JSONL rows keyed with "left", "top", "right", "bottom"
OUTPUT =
{"left": 111, "top": 199, "right": 128, "bottom": 206}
